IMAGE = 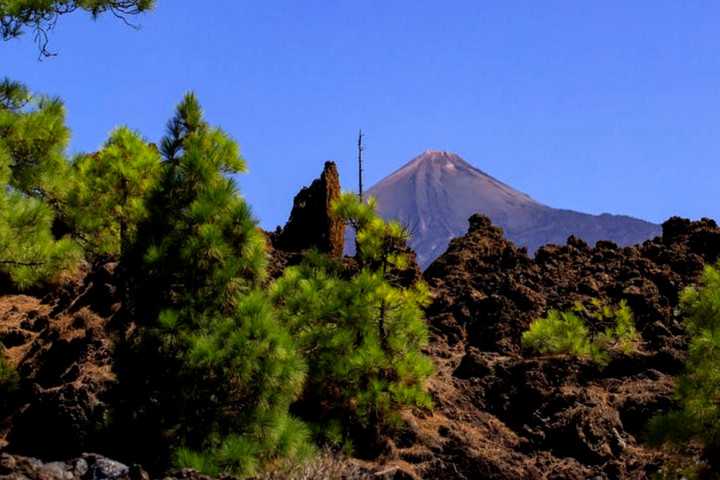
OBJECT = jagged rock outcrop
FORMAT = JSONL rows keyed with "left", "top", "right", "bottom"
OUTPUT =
{"left": 425, "top": 214, "right": 718, "bottom": 357}
{"left": 381, "top": 215, "right": 720, "bottom": 479}
{"left": 273, "top": 161, "right": 344, "bottom": 258}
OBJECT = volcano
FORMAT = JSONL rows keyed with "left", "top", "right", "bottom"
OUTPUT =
{"left": 364, "top": 150, "right": 661, "bottom": 268}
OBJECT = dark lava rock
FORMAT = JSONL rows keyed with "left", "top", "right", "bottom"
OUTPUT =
{"left": 425, "top": 214, "right": 718, "bottom": 356}
{"left": 0, "top": 261, "right": 118, "bottom": 459}
{"left": 394, "top": 214, "right": 720, "bottom": 479}
{"left": 272, "top": 161, "right": 344, "bottom": 258}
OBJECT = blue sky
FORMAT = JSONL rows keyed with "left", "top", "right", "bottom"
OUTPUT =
{"left": 4, "top": 1, "right": 720, "bottom": 229}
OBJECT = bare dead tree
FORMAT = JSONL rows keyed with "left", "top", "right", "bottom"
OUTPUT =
{"left": 357, "top": 129, "right": 364, "bottom": 202}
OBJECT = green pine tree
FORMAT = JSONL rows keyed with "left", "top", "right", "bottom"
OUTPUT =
{"left": 0, "top": 77, "right": 70, "bottom": 201}
{"left": 120, "top": 93, "right": 310, "bottom": 477}
{"left": 522, "top": 300, "right": 639, "bottom": 366}
{"left": 131, "top": 93, "right": 266, "bottom": 314}
{"left": 522, "top": 309, "right": 594, "bottom": 359}
{"left": 649, "top": 262, "right": 720, "bottom": 474}
{"left": 273, "top": 193, "right": 433, "bottom": 449}
{"left": 0, "top": 79, "right": 79, "bottom": 289}
{"left": 67, "top": 126, "right": 161, "bottom": 257}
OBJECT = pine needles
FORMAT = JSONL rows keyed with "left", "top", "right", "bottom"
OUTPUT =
{"left": 649, "top": 262, "right": 720, "bottom": 472}
{"left": 522, "top": 300, "right": 640, "bottom": 366}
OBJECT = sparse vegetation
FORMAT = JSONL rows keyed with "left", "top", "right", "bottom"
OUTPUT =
{"left": 0, "top": 344, "right": 18, "bottom": 416}
{"left": 522, "top": 308, "right": 594, "bottom": 358}
{"left": 522, "top": 299, "right": 639, "bottom": 365}
{"left": 253, "top": 448, "right": 363, "bottom": 480}
{"left": 0, "top": 347, "right": 17, "bottom": 390}
{"left": 649, "top": 262, "right": 720, "bottom": 472}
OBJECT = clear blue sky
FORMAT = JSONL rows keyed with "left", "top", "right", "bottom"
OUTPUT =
{"left": 5, "top": 1, "right": 720, "bottom": 229}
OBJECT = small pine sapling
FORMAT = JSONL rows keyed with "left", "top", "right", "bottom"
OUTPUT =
{"left": 522, "top": 299, "right": 639, "bottom": 366}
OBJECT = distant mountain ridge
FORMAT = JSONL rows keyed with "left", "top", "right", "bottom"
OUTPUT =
{"left": 363, "top": 150, "right": 661, "bottom": 268}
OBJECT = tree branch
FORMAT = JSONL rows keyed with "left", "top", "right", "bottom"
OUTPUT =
{"left": 0, "top": 259, "right": 44, "bottom": 267}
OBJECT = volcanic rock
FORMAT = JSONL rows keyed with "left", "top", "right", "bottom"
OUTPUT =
{"left": 385, "top": 215, "right": 720, "bottom": 479}
{"left": 0, "top": 260, "right": 121, "bottom": 459}
{"left": 273, "top": 161, "right": 344, "bottom": 257}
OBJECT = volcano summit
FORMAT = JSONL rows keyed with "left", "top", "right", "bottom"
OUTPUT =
{"left": 365, "top": 150, "right": 661, "bottom": 268}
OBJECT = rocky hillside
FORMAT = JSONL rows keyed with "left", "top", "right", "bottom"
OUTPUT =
{"left": 0, "top": 162, "right": 718, "bottom": 479}
{"left": 0, "top": 261, "right": 121, "bottom": 459}
{"left": 385, "top": 215, "right": 719, "bottom": 479}
{"left": 362, "top": 150, "right": 661, "bottom": 268}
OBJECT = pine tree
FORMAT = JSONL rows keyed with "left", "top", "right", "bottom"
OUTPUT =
{"left": 273, "top": 193, "right": 433, "bottom": 449}
{"left": 0, "top": 79, "right": 79, "bottom": 289}
{"left": 522, "top": 309, "right": 594, "bottom": 358}
{"left": 119, "top": 93, "right": 310, "bottom": 477}
{"left": 649, "top": 262, "right": 720, "bottom": 473}
{"left": 0, "top": 77, "right": 70, "bottom": 201}
{"left": 67, "top": 126, "right": 161, "bottom": 257}
{"left": 522, "top": 300, "right": 639, "bottom": 366}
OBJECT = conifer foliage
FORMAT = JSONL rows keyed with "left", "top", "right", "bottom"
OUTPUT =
{"left": 273, "top": 193, "right": 433, "bottom": 447}
{"left": 522, "top": 300, "right": 639, "bottom": 366}
{"left": 67, "top": 127, "right": 161, "bottom": 256}
{"left": 0, "top": 78, "right": 78, "bottom": 288}
{"left": 1, "top": 0, "right": 155, "bottom": 56}
{"left": 0, "top": 78, "right": 70, "bottom": 198}
{"left": 122, "top": 93, "right": 310, "bottom": 477}
{"left": 132, "top": 93, "right": 268, "bottom": 313}
{"left": 649, "top": 262, "right": 720, "bottom": 471}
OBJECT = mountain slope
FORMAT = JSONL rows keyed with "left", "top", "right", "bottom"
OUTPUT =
{"left": 366, "top": 150, "right": 661, "bottom": 268}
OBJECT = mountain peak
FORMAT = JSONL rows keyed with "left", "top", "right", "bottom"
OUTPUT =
{"left": 415, "top": 149, "right": 465, "bottom": 164}
{"left": 364, "top": 152, "right": 661, "bottom": 268}
{"left": 421, "top": 148, "right": 453, "bottom": 156}
{"left": 385, "top": 150, "right": 477, "bottom": 180}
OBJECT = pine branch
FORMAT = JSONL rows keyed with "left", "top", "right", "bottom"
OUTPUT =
{"left": 1, "top": 1, "right": 154, "bottom": 58}
{"left": 0, "top": 259, "right": 44, "bottom": 267}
